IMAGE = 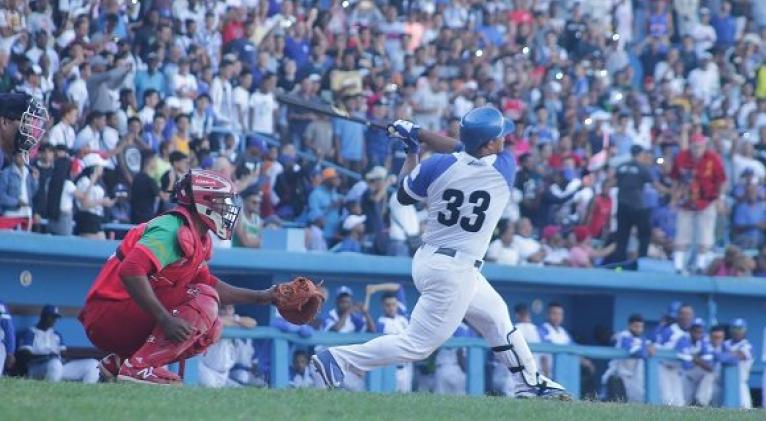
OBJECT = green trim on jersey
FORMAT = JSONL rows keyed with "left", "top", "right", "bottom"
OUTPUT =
{"left": 138, "top": 214, "right": 184, "bottom": 270}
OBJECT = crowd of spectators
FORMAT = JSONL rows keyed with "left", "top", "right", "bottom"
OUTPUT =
{"left": 0, "top": 0, "right": 764, "bottom": 276}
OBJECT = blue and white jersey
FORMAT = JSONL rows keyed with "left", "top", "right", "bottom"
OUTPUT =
{"left": 322, "top": 309, "right": 368, "bottom": 333}
{"left": 376, "top": 314, "right": 409, "bottom": 335}
{"left": 656, "top": 323, "right": 692, "bottom": 367}
{"left": 680, "top": 337, "right": 714, "bottom": 370}
{"left": 724, "top": 338, "right": 753, "bottom": 381}
{"left": 18, "top": 327, "right": 65, "bottom": 361}
{"left": 403, "top": 151, "right": 515, "bottom": 259}
{"left": 0, "top": 302, "right": 15, "bottom": 353}
{"left": 538, "top": 322, "right": 573, "bottom": 345}
{"left": 615, "top": 329, "right": 652, "bottom": 358}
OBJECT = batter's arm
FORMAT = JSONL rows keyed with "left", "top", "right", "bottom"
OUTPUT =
{"left": 417, "top": 129, "right": 460, "bottom": 154}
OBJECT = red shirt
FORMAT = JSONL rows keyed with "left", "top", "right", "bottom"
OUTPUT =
{"left": 222, "top": 21, "right": 244, "bottom": 45}
{"left": 548, "top": 152, "right": 584, "bottom": 169}
{"left": 588, "top": 195, "right": 612, "bottom": 238}
{"left": 670, "top": 150, "right": 726, "bottom": 210}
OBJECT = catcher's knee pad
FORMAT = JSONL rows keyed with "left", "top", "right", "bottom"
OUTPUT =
{"left": 177, "top": 317, "right": 223, "bottom": 362}
{"left": 176, "top": 284, "right": 219, "bottom": 334}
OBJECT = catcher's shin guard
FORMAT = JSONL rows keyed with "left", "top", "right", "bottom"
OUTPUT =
{"left": 491, "top": 328, "right": 567, "bottom": 396}
{"left": 126, "top": 284, "right": 222, "bottom": 369}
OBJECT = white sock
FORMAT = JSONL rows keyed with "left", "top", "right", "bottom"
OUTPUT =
{"left": 673, "top": 251, "right": 686, "bottom": 272}
{"left": 696, "top": 252, "right": 712, "bottom": 271}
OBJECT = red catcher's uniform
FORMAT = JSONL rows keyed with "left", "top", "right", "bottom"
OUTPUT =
{"left": 79, "top": 206, "right": 221, "bottom": 359}
{"left": 670, "top": 150, "right": 726, "bottom": 210}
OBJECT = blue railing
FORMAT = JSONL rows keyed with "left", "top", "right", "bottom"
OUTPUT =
{"left": 180, "top": 327, "right": 742, "bottom": 407}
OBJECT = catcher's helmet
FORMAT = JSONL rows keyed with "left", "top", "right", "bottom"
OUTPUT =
{"left": 0, "top": 93, "right": 49, "bottom": 157}
{"left": 176, "top": 169, "right": 241, "bottom": 240}
{"left": 459, "top": 106, "right": 514, "bottom": 154}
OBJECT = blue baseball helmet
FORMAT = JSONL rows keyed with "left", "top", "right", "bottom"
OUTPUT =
{"left": 459, "top": 106, "right": 515, "bottom": 153}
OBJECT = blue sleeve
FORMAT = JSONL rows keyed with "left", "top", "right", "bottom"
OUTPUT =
{"left": 307, "top": 190, "right": 324, "bottom": 221}
{"left": 493, "top": 151, "right": 517, "bottom": 192}
{"left": 404, "top": 154, "right": 457, "bottom": 201}
{"left": 351, "top": 313, "right": 366, "bottom": 332}
{"left": 0, "top": 170, "right": 19, "bottom": 209}
{"left": 18, "top": 329, "right": 35, "bottom": 351}
{"left": 375, "top": 321, "right": 385, "bottom": 333}
{"left": 272, "top": 316, "right": 301, "bottom": 334}
{"left": 538, "top": 325, "right": 549, "bottom": 342}
{"left": 321, "top": 316, "right": 335, "bottom": 331}
{"left": 0, "top": 317, "right": 15, "bottom": 353}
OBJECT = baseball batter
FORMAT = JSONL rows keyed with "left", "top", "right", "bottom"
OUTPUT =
{"left": 313, "top": 107, "right": 569, "bottom": 398}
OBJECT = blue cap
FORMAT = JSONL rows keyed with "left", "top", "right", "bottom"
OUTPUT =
{"left": 336, "top": 286, "right": 353, "bottom": 298}
{"left": 246, "top": 134, "right": 268, "bottom": 153}
{"left": 459, "top": 107, "right": 514, "bottom": 153}
{"left": 41, "top": 304, "right": 62, "bottom": 318}
{"left": 667, "top": 301, "right": 682, "bottom": 318}
{"left": 731, "top": 318, "right": 747, "bottom": 330}
{"left": 691, "top": 318, "right": 705, "bottom": 328}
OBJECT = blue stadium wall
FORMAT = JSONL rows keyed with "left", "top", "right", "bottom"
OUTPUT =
{"left": 1, "top": 231, "right": 765, "bottom": 387}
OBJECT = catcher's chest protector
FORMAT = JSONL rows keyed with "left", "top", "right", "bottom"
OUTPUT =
{"left": 89, "top": 207, "right": 212, "bottom": 300}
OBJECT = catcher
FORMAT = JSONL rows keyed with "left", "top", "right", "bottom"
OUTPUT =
{"left": 0, "top": 93, "right": 49, "bottom": 163}
{"left": 79, "top": 169, "right": 324, "bottom": 385}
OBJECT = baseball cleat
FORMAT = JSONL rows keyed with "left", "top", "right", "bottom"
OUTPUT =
{"left": 98, "top": 353, "right": 121, "bottom": 382}
{"left": 117, "top": 360, "right": 181, "bottom": 386}
{"left": 311, "top": 350, "right": 344, "bottom": 389}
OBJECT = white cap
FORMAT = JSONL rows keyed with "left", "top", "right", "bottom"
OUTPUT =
{"left": 464, "top": 80, "right": 478, "bottom": 91}
{"left": 82, "top": 153, "right": 109, "bottom": 168}
{"left": 342, "top": 214, "right": 366, "bottom": 231}
{"left": 365, "top": 166, "right": 388, "bottom": 181}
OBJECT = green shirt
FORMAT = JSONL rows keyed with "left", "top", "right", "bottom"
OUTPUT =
{"left": 138, "top": 214, "right": 184, "bottom": 270}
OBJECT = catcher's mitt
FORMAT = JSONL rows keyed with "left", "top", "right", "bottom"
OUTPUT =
{"left": 273, "top": 276, "right": 326, "bottom": 325}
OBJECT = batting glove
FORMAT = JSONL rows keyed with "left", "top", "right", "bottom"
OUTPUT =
{"left": 388, "top": 120, "right": 420, "bottom": 154}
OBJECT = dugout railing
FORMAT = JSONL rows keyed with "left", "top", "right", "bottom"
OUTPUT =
{"left": 179, "top": 327, "right": 742, "bottom": 407}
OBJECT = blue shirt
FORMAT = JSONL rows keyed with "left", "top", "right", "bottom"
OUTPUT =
{"left": 615, "top": 329, "right": 652, "bottom": 358}
{"left": 307, "top": 185, "right": 342, "bottom": 240}
{"left": 333, "top": 117, "right": 366, "bottom": 161}
{"left": 732, "top": 200, "right": 765, "bottom": 246}
{"left": 711, "top": 15, "right": 737, "bottom": 46}
{"left": 284, "top": 37, "right": 310, "bottom": 68}
{"left": 335, "top": 237, "right": 362, "bottom": 253}
{"left": 135, "top": 70, "right": 167, "bottom": 107}
{"left": 365, "top": 125, "right": 390, "bottom": 164}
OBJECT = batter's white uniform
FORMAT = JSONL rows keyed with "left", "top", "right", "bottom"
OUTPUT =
{"left": 725, "top": 338, "right": 753, "bottom": 409}
{"left": 377, "top": 314, "right": 413, "bottom": 393}
{"left": 493, "top": 321, "right": 541, "bottom": 396}
{"left": 328, "top": 150, "right": 559, "bottom": 394}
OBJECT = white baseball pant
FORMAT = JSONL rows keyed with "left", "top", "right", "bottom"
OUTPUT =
{"left": 27, "top": 358, "right": 99, "bottom": 383}
{"left": 659, "top": 364, "right": 685, "bottom": 406}
{"left": 329, "top": 246, "right": 542, "bottom": 390}
{"left": 434, "top": 362, "right": 466, "bottom": 395}
{"left": 683, "top": 366, "right": 715, "bottom": 406}
{"left": 396, "top": 363, "right": 413, "bottom": 393}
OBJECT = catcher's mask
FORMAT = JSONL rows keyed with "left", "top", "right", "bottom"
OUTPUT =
{"left": 175, "top": 169, "right": 242, "bottom": 240}
{"left": 0, "top": 93, "right": 49, "bottom": 162}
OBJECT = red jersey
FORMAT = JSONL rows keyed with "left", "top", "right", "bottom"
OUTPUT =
{"left": 85, "top": 207, "right": 216, "bottom": 302}
{"left": 670, "top": 150, "right": 726, "bottom": 210}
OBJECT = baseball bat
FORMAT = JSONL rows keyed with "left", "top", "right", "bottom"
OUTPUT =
{"left": 276, "top": 92, "right": 391, "bottom": 132}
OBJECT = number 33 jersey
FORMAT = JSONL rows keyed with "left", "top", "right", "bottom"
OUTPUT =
{"left": 402, "top": 151, "right": 516, "bottom": 260}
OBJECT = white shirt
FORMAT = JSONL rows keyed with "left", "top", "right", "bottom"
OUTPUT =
{"left": 60, "top": 180, "right": 76, "bottom": 213}
{"left": 732, "top": 154, "right": 766, "bottom": 182}
{"left": 688, "top": 64, "right": 721, "bottom": 105}
{"left": 138, "top": 106, "right": 155, "bottom": 127}
{"left": 248, "top": 91, "right": 278, "bottom": 134}
{"left": 516, "top": 321, "right": 541, "bottom": 344}
{"left": 74, "top": 125, "right": 102, "bottom": 152}
{"left": 486, "top": 239, "right": 520, "bottom": 266}
{"left": 233, "top": 86, "right": 250, "bottom": 129}
{"left": 210, "top": 77, "right": 234, "bottom": 125}
{"left": 48, "top": 122, "right": 75, "bottom": 150}
{"left": 725, "top": 338, "right": 753, "bottom": 382}
{"left": 690, "top": 23, "right": 717, "bottom": 56}
{"left": 513, "top": 235, "right": 543, "bottom": 265}
{"left": 76, "top": 177, "right": 106, "bottom": 217}
{"left": 403, "top": 151, "right": 515, "bottom": 260}
{"left": 66, "top": 78, "right": 88, "bottom": 115}
{"left": 172, "top": 72, "right": 198, "bottom": 97}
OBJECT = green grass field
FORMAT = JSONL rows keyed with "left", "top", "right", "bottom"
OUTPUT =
{"left": 0, "top": 378, "right": 760, "bottom": 421}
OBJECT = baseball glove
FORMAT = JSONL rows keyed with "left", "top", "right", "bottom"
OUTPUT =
{"left": 273, "top": 276, "right": 326, "bottom": 325}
